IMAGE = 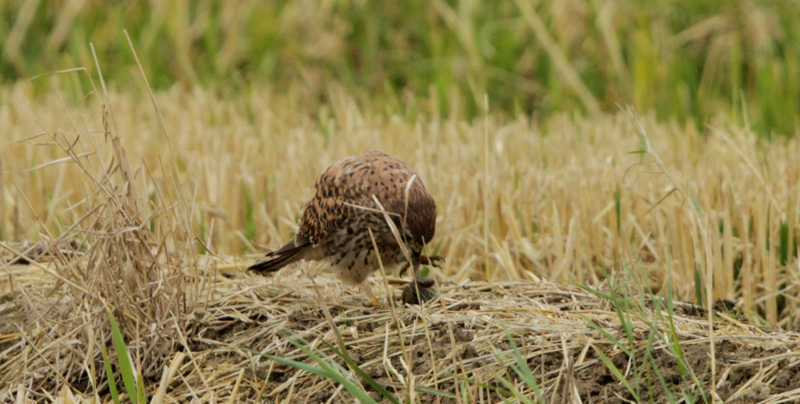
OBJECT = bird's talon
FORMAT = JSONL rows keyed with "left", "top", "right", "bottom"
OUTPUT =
{"left": 369, "top": 297, "right": 383, "bottom": 308}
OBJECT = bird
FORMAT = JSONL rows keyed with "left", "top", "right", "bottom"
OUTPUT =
{"left": 248, "top": 150, "right": 443, "bottom": 305}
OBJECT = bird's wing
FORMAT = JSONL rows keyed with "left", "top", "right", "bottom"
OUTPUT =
{"left": 298, "top": 150, "right": 436, "bottom": 246}
{"left": 298, "top": 195, "right": 349, "bottom": 246}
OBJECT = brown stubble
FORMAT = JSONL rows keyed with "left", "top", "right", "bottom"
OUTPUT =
{"left": 2, "top": 84, "right": 800, "bottom": 326}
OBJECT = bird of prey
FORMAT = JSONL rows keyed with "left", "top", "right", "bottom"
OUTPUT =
{"left": 248, "top": 150, "right": 442, "bottom": 305}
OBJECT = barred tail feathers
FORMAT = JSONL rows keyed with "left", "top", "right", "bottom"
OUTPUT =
{"left": 248, "top": 241, "right": 307, "bottom": 273}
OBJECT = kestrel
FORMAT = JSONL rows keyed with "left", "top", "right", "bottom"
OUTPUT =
{"left": 248, "top": 150, "right": 442, "bottom": 305}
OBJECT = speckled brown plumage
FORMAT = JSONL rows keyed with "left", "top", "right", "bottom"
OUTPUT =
{"left": 249, "top": 150, "right": 439, "bottom": 300}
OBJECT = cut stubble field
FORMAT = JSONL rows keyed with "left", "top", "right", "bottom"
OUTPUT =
{"left": 2, "top": 79, "right": 800, "bottom": 402}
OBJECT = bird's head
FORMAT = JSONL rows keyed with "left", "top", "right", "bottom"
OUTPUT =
{"left": 401, "top": 229, "right": 444, "bottom": 270}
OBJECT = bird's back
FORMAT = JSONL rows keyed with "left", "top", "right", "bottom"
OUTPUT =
{"left": 299, "top": 150, "right": 437, "bottom": 248}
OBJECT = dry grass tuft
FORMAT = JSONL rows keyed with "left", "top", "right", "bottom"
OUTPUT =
{"left": 1, "top": 81, "right": 198, "bottom": 398}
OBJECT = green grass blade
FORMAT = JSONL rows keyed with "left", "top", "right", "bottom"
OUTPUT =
{"left": 573, "top": 282, "right": 616, "bottom": 302}
{"left": 484, "top": 364, "right": 536, "bottom": 404}
{"left": 594, "top": 347, "right": 640, "bottom": 402}
{"left": 108, "top": 311, "right": 138, "bottom": 404}
{"left": 320, "top": 340, "right": 400, "bottom": 404}
{"left": 136, "top": 371, "right": 146, "bottom": 403}
{"left": 243, "top": 347, "right": 337, "bottom": 378}
{"left": 665, "top": 285, "right": 688, "bottom": 379}
{"left": 241, "top": 347, "right": 379, "bottom": 404}
{"left": 646, "top": 353, "right": 676, "bottom": 403}
{"left": 579, "top": 314, "right": 632, "bottom": 357}
{"left": 449, "top": 373, "right": 514, "bottom": 398}
{"left": 100, "top": 342, "right": 121, "bottom": 404}
{"left": 694, "top": 267, "right": 704, "bottom": 307}
{"left": 486, "top": 343, "right": 537, "bottom": 404}
{"left": 779, "top": 220, "right": 789, "bottom": 265}
{"left": 280, "top": 335, "right": 349, "bottom": 375}
{"left": 414, "top": 386, "right": 456, "bottom": 399}
{"left": 241, "top": 182, "right": 256, "bottom": 244}
{"left": 501, "top": 326, "right": 543, "bottom": 402}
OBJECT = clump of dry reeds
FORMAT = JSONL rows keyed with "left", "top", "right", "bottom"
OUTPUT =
{"left": 0, "top": 70, "right": 199, "bottom": 399}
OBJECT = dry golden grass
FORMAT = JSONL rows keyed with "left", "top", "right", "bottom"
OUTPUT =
{"left": 2, "top": 76, "right": 800, "bottom": 402}
{"left": 2, "top": 81, "right": 799, "bottom": 322}
{"left": 7, "top": 261, "right": 800, "bottom": 403}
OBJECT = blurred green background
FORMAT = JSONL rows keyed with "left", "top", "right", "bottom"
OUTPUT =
{"left": 2, "top": 0, "right": 799, "bottom": 136}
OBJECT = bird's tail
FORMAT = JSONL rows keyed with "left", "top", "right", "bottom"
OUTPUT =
{"left": 248, "top": 242, "right": 306, "bottom": 274}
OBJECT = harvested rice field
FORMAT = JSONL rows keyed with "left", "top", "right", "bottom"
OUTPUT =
{"left": 3, "top": 1, "right": 800, "bottom": 403}
{"left": 4, "top": 256, "right": 800, "bottom": 403}
{"left": 2, "top": 86, "right": 800, "bottom": 403}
